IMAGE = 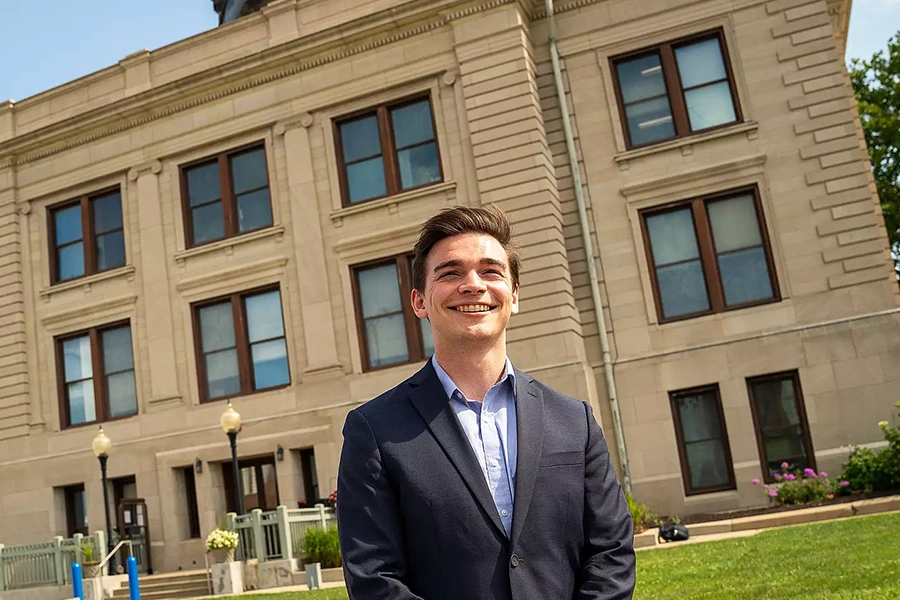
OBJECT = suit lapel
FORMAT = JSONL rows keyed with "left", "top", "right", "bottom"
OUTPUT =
{"left": 511, "top": 369, "right": 544, "bottom": 544}
{"left": 408, "top": 362, "right": 508, "bottom": 538}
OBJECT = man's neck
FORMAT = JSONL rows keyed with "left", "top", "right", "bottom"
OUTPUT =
{"left": 433, "top": 342, "right": 508, "bottom": 402}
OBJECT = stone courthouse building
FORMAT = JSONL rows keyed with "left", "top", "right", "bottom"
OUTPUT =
{"left": 1, "top": 0, "right": 898, "bottom": 573}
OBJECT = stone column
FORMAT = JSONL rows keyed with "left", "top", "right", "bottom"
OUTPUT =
{"left": 275, "top": 448, "right": 302, "bottom": 509}
{"left": 452, "top": 6, "right": 586, "bottom": 371}
{"left": 129, "top": 162, "right": 181, "bottom": 404}
{"left": 276, "top": 117, "right": 342, "bottom": 374}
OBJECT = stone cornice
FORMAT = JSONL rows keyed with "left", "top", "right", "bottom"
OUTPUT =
{"left": 0, "top": 0, "right": 520, "bottom": 167}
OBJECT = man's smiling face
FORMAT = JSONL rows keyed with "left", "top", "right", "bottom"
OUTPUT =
{"left": 411, "top": 232, "right": 519, "bottom": 352}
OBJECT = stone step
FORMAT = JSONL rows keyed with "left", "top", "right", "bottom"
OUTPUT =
{"left": 113, "top": 575, "right": 209, "bottom": 595}
{"left": 112, "top": 583, "right": 210, "bottom": 600}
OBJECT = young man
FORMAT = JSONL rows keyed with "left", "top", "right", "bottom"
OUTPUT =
{"left": 337, "top": 206, "right": 635, "bottom": 600}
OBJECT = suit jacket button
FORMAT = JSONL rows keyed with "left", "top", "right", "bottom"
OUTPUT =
{"left": 510, "top": 554, "right": 520, "bottom": 568}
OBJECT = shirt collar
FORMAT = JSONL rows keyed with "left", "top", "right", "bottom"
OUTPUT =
{"left": 432, "top": 355, "right": 516, "bottom": 403}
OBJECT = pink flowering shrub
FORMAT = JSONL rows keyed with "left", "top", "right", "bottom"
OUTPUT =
{"left": 752, "top": 461, "right": 850, "bottom": 505}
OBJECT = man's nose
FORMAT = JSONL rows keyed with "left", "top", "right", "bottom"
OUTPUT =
{"left": 459, "top": 271, "right": 486, "bottom": 293}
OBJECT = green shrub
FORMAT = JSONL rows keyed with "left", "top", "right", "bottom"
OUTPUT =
{"left": 625, "top": 492, "right": 655, "bottom": 533}
{"left": 302, "top": 526, "right": 341, "bottom": 568}
{"left": 841, "top": 402, "right": 900, "bottom": 493}
{"left": 752, "top": 464, "right": 850, "bottom": 505}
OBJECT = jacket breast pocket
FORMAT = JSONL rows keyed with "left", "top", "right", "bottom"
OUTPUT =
{"left": 539, "top": 450, "right": 582, "bottom": 468}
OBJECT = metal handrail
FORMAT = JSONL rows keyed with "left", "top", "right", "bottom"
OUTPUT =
{"left": 97, "top": 540, "right": 133, "bottom": 572}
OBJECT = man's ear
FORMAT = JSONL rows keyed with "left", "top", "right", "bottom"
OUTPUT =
{"left": 411, "top": 287, "right": 428, "bottom": 319}
{"left": 510, "top": 284, "right": 519, "bottom": 315}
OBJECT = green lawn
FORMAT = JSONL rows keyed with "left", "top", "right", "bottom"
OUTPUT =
{"left": 222, "top": 513, "right": 900, "bottom": 600}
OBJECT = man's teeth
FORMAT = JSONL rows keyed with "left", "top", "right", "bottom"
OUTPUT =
{"left": 456, "top": 305, "right": 492, "bottom": 312}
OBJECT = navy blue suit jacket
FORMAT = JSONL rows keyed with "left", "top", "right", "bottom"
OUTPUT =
{"left": 337, "top": 361, "right": 635, "bottom": 599}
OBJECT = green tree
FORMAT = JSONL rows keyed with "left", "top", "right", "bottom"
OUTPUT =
{"left": 850, "top": 32, "right": 900, "bottom": 279}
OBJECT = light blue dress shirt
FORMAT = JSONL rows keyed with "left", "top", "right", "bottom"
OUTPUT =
{"left": 432, "top": 356, "right": 518, "bottom": 536}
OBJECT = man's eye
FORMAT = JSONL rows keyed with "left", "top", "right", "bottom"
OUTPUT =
{"left": 438, "top": 271, "right": 457, "bottom": 279}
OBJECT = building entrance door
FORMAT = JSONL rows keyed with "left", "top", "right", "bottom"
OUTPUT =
{"left": 118, "top": 498, "right": 153, "bottom": 574}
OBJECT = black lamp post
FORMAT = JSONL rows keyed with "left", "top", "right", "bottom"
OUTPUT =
{"left": 221, "top": 401, "right": 245, "bottom": 515}
{"left": 91, "top": 427, "right": 116, "bottom": 573}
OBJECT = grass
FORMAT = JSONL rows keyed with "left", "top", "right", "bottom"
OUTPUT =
{"left": 214, "top": 513, "right": 900, "bottom": 600}
{"left": 635, "top": 512, "right": 900, "bottom": 599}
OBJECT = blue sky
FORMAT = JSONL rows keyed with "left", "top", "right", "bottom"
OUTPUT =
{"left": 0, "top": 0, "right": 897, "bottom": 102}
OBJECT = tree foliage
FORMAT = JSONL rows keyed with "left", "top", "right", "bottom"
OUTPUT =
{"left": 850, "top": 32, "right": 900, "bottom": 278}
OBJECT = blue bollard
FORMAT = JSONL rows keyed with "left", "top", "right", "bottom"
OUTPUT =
{"left": 71, "top": 563, "right": 84, "bottom": 600}
{"left": 127, "top": 556, "right": 141, "bottom": 600}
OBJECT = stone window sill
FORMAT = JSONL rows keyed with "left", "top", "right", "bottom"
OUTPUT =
{"left": 40, "top": 265, "right": 136, "bottom": 300}
{"left": 329, "top": 181, "right": 457, "bottom": 226}
{"left": 174, "top": 225, "right": 285, "bottom": 265}
{"left": 614, "top": 122, "right": 759, "bottom": 168}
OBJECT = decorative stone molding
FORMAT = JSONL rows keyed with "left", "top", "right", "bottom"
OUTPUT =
{"left": 619, "top": 154, "right": 768, "bottom": 203}
{"left": 441, "top": 70, "right": 458, "bottom": 86}
{"left": 273, "top": 113, "right": 313, "bottom": 136}
{"left": 173, "top": 225, "right": 285, "bottom": 265}
{"left": 329, "top": 181, "right": 457, "bottom": 226}
{"left": 38, "top": 265, "right": 136, "bottom": 301}
{"left": 17, "top": 203, "right": 30, "bottom": 215}
{"left": 127, "top": 160, "right": 162, "bottom": 181}
{"left": 41, "top": 293, "right": 138, "bottom": 333}
{"left": 176, "top": 255, "right": 288, "bottom": 297}
{"left": 333, "top": 222, "right": 423, "bottom": 263}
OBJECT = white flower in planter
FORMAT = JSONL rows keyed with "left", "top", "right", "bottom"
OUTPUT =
{"left": 205, "top": 528, "right": 239, "bottom": 551}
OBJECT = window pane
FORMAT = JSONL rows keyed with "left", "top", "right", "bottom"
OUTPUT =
{"left": 707, "top": 195, "right": 762, "bottom": 253}
{"left": 237, "top": 189, "right": 273, "bottom": 233}
{"left": 192, "top": 202, "right": 225, "bottom": 244}
{"left": 616, "top": 54, "right": 667, "bottom": 104}
{"left": 63, "top": 336, "right": 92, "bottom": 382}
{"left": 55, "top": 205, "right": 83, "bottom": 245}
{"left": 420, "top": 318, "right": 434, "bottom": 357}
{"left": 391, "top": 100, "right": 435, "bottom": 148}
{"left": 199, "top": 303, "right": 236, "bottom": 352}
{"left": 718, "top": 247, "right": 774, "bottom": 306}
{"left": 68, "top": 380, "right": 97, "bottom": 425}
{"left": 624, "top": 97, "right": 675, "bottom": 146}
{"left": 205, "top": 349, "right": 241, "bottom": 399}
{"left": 657, "top": 261, "right": 710, "bottom": 318}
{"left": 357, "top": 264, "right": 402, "bottom": 318}
{"left": 58, "top": 243, "right": 85, "bottom": 280}
{"left": 750, "top": 376, "right": 811, "bottom": 475}
{"left": 365, "top": 314, "right": 410, "bottom": 367}
{"left": 230, "top": 148, "right": 269, "bottom": 195}
{"left": 684, "top": 81, "right": 736, "bottom": 131}
{"left": 685, "top": 439, "right": 731, "bottom": 490}
{"left": 186, "top": 162, "right": 222, "bottom": 207}
{"left": 96, "top": 231, "right": 126, "bottom": 271}
{"left": 245, "top": 291, "right": 285, "bottom": 343}
{"left": 675, "top": 38, "right": 727, "bottom": 89}
{"left": 677, "top": 392, "right": 721, "bottom": 443}
{"left": 763, "top": 431, "right": 808, "bottom": 474}
{"left": 92, "top": 192, "right": 123, "bottom": 234}
{"left": 251, "top": 339, "right": 289, "bottom": 389}
{"left": 107, "top": 371, "right": 138, "bottom": 418}
{"left": 397, "top": 142, "right": 441, "bottom": 190}
{"left": 102, "top": 327, "right": 134, "bottom": 374}
{"left": 346, "top": 157, "right": 387, "bottom": 203}
{"left": 646, "top": 209, "right": 700, "bottom": 266}
{"left": 340, "top": 116, "right": 382, "bottom": 163}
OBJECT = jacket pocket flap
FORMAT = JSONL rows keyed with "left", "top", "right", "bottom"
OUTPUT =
{"left": 539, "top": 451, "right": 582, "bottom": 467}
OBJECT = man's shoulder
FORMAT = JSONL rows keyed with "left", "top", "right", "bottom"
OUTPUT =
{"left": 517, "top": 369, "right": 588, "bottom": 411}
{"left": 351, "top": 371, "right": 419, "bottom": 422}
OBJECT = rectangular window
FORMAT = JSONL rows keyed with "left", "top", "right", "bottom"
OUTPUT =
{"left": 181, "top": 467, "right": 201, "bottom": 539}
{"left": 181, "top": 144, "right": 273, "bottom": 247}
{"left": 352, "top": 255, "right": 434, "bottom": 371}
{"left": 49, "top": 188, "right": 126, "bottom": 283}
{"left": 335, "top": 96, "right": 442, "bottom": 205}
{"left": 640, "top": 187, "right": 778, "bottom": 323}
{"left": 747, "top": 371, "right": 815, "bottom": 482}
{"left": 670, "top": 386, "right": 736, "bottom": 495}
{"left": 57, "top": 323, "right": 137, "bottom": 428}
{"left": 193, "top": 287, "right": 290, "bottom": 402}
{"left": 612, "top": 30, "right": 741, "bottom": 148}
{"left": 63, "top": 484, "right": 88, "bottom": 537}
{"left": 299, "top": 448, "right": 319, "bottom": 505}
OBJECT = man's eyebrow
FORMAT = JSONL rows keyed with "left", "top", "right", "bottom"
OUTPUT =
{"left": 480, "top": 258, "right": 507, "bottom": 270}
{"left": 433, "top": 259, "right": 464, "bottom": 273}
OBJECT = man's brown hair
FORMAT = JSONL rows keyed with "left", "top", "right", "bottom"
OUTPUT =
{"left": 412, "top": 205, "right": 521, "bottom": 292}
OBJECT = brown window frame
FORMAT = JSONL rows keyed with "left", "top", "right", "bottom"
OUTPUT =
{"left": 611, "top": 29, "right": 742, "bottom": 149}
{"left": 222, "top": 454, "right": 280, "bottom": 514}
{"left": 747, "top": 371, "right": 816, "bottom": 484}
{"left": 669, "top": 384, "right": 736, "bottom": 496}
{"left": 191, "top": 284, "right": 291, "bottom": 404}
{"left": 334, "top": 94, "right": 444, "bottom": 207}
{"left": 179, "top": 142, "right": 273, "bottom": 248}
{"left": 181, "top": 467, "right": 201, "bottom": 539}
{"left": 63, "top": 483, "right": 88, "bottom": 537}
{"left": 48, "top": 187, "right": 126, "bottom": 284}
{"left": 351, "top": 254, "right": 431, "bottom": 372}
{"left": 640, "top": 185, "right": 780, "bottom": 324}
{"left": 56, "top": 320, "right": 137, "bottom": 430}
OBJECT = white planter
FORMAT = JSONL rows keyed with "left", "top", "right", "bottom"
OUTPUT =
{"left": 304, "top": 562, "right": 322, "bottom": 589}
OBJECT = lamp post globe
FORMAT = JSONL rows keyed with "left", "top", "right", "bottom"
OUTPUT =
{"left": 92, "top": 426, "right": 116, "bottom": 573}
{"left": 221, "top": 402, "right": 245, "bottom": 515}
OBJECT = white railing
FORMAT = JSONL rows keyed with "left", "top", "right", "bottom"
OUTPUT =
{"left": 0, "top": 531, "right": 107, "bottom": 591}
{"left": 225, "top": 504, "right": 336, "bottom": 563}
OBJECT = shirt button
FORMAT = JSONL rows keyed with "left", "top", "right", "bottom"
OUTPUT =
{"left": 490, "top": 459, "right": 499, "bottom": 467}
{"left": 501, "top": 509, "right": 509, "bottom": 517}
